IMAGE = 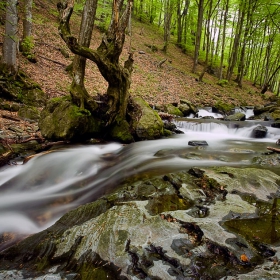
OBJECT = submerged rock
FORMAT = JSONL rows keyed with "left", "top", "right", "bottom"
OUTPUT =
{"left": 188, "top": 140, "right": 208, "bottom": 146}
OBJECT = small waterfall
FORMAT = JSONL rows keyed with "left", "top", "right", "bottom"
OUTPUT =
{"left": 174, "top": 120, "right": 280, "bottom": 140}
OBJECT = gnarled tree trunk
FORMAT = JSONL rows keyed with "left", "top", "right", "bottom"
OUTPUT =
{"left": 70, "top": 0, "right": 98, "bottom": 110}
{"left": 57, "top": 0, "right": 134, "bottom": 126}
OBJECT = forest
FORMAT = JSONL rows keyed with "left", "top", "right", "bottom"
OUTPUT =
{"left": 1, "top": 1, "right": 280, "bottom": 280}
{"left": 131, "top": 0, "right": 280, "bottom": 93}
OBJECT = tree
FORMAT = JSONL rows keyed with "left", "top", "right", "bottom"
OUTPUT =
{"left": 1, "top": 0, "right": 18, "bottom": 75}
{"left": 192, "top": 0, "right": 204, "bottom": 73}
{"left": 57, "top": 0, "right": 134, "bottom": 127}
{"left": 23, "top": 0, "right": 32, "bottom": 39}
{"left": 70, "top": 0, "right": 98, "bottom": 110}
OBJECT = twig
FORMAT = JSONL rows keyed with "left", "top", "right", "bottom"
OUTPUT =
{"left": 37, "top": 55, "right": 67, "bottom": 67}
{"left": 2, "top": 114, "right": 21, "bottom": 122}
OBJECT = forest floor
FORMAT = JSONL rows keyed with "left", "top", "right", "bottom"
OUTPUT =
{"left": 17, "top": 0, "right": 274, "bottom": 107}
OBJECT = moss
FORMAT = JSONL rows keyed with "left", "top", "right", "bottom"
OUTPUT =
{"left": 214, "top": 101, "right": 234, "bottom": 113}
{"left": 164, "top": 104, "right": 184, "bottom": 117}
{"left": 110, "top": 119, "right": 134, "bottom": 143}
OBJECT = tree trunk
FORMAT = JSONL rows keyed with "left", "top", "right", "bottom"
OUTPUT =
{"left": 57, "top": 0, "right": 134, "bottom": 126}
{"left": 71, "top": 0, "right": 98, "bottom": 110}
{"left": 23, "top": 0, "right": 32, "bottom": 39}
{"left": 226, "top": 1, "right": 245, "bottom": 81}
{"left": 192, "top": 0, "right": 204, "bottom": 73}
{"left": 1, "top": 0, "right": 18, "bottom": 75}
{"left": 261, "top": 64, "right": 280, "bottom": 94}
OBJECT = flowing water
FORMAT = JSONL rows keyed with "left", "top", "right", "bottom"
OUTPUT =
{"left": 0, "top": 118, "right": 280, "bottom": 236}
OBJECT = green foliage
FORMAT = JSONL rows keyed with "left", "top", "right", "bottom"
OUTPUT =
{"left": 20, "top": 36, "right": 34, "bottom": 53}
{"left": 217, "top": 79, "right": 229, "bottom": 87}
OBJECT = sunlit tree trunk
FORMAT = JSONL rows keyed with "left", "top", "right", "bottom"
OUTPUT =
{"left": 192, "top": 0, "right": 204, "bottom": 73}
{"left": 1, "top": 0, "right": 18, "bottom": 75}
{"left": 71, "top": 0, "right": 98, "bottom": 110}
{"left": 226, "top": 1, "right": 245, "bottom": 81}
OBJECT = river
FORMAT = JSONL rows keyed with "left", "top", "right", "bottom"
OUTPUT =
{"left": 0, "top": 116, "right": 279, "bottom": 236}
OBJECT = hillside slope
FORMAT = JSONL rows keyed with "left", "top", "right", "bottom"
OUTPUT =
{"left": 5, "top": 1, "right": 275, "bottom": 108}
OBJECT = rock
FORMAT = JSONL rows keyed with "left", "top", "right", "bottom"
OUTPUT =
{"left": 252, "top": 153, "right": 280, "bottom": 167}
{"left": 164, "top": 103, "right": 184, "bottom": 117}
{"left": 272, "top": 121, "right": 280, "bottom": 128}
{"left": 188, "top": 140, "right": 208, "bottom": 146}
{"left": 225, "top": 112, "right": 246, "bottom": 121}
{"left": 179, "top": 99, "right": 198, "bottom": 116}
{"left": 18, "top": 106, "right": 41, "bottom": 121}
{"left": 252, "top": 125, "right": 268, "bottom": 138}
{"left": 129, "top": 96, "right": 164, "bottom": 140}
{"left": 39, "top": 96, "right": 101, "bottom": 141}
{"left": 0, "top": 168, "right": 280, "bottom": 279}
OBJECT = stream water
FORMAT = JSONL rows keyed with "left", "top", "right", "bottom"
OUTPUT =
{"left": 0, "top": 116, "right": 280, "bottom": 236}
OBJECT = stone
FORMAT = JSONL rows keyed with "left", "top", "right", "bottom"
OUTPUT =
{"left": 272, "top": 121, "right": 280, "bottom": 128}
{"left": 18, "top": 106, "right": 41, "bottom": 121}
{"left": 129, "top": 96, "right": 164, "bottom": 140}
{"left": 224, "top": 112, "right": 246, "bottom": 121}
{"left": 188, "top": 140, "right": 208, "bottom": 146}
{"left": 164, "top": 104, "right": 184, "bottom": 117}
{"left": 39, "top": 96, "right": 101, "bottom": 141}
{"left": 252, "top": 125, "right": 268, "bottom": 138}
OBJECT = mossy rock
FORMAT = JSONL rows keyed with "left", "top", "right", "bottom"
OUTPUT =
{"left": 164, "top": 103, "right": 184, "bottom": 117}
{"left": 0, "top": 71, "right": 46, "bottom": 107}
{"left": 110, "top": 119, "right": 134, "bottom": 143}
{"left": 129, "top": 96, "right": 164, "bottom": 140}
{"left": 224, "top": 112, "right": 246, "bottom": 121}
{"left": 214, "top": 101, "right": 234, "bottom": 114}
{"left": 39, "top": 96, "right": 101, "bottom": 141}
{"left": 18, "top": 106, "right": 40, "bottom": 121}
{"left": 271, "top": 109, "right": 280, "bottom": 121}
{"left": 180, "top": 99, "right": 198, "bottom": 115}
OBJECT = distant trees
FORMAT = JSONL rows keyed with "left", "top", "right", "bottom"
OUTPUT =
{"left": 132, "top": 0, "right": 280, "bottom": 94}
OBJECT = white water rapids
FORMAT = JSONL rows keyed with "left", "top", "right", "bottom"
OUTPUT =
{"left": 0, "top": 120, "right": 279, "bottom": 235}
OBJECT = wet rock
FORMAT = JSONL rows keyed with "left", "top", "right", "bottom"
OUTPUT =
{"left": 0, "top": 167, "right": 280, "bottom": 279}
{"left": 252, "top": 125, "right": 268, "bottom": 138}
{"left": 272, "top": 121, "right": 280, "bottom": 128}
{"left": 188, "top": 140, "right": 208, "bottom": 146}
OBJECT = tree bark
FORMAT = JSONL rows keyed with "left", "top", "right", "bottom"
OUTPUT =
{"left": 71, "top": 0, "right": 98, "bottom": 110}
{"left": 1, "top": 0, "right": 18, "bottom": 75}
{"left": 23, "top": 0, "right": 33, "bottom": 39}
{"left": 192, "top": 0, "right": 204, "bottom": 73}
{"left": 57, "top": 0, "right": 134, "bottom": 125}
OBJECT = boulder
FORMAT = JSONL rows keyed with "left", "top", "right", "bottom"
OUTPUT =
{"left": 1, "top": 167, "right": 280, "bottom": 279}
{"left": 0, "top": 72, "right": 46, "bottom": 107}
{"left": 18, "top": 106, "right": 40, "bottom": 121}
{"left": 178, "top": 100, "right": 198, "bottom": 116}
{"left": 224, "top": 112, "right": 246, "bottom": 121}
{"left": 251, "top": 125, "right": 268, "bottom": 138}
{"left": 39, "top": 96, "right": 101, "bottom": 141}
{"left": 271, "top": 121, "right": 280, "bottom": 128}
{"left": 164, "top": 103, "right": 184, "bottom": 117}
{"left": 129, "top": 96, "right": 164, "bottom": 140}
